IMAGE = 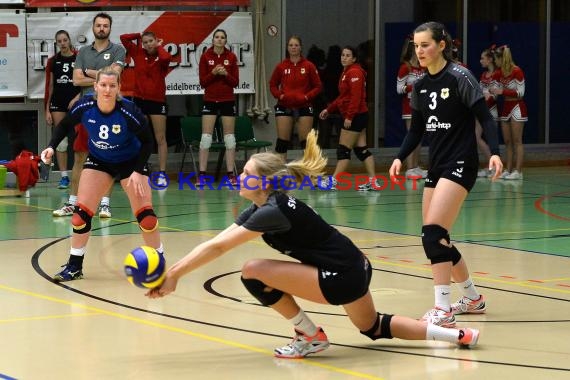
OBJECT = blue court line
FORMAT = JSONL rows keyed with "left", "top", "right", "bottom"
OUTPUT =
{"left": 0, "top": 374, "right": 17, "bottom": 380}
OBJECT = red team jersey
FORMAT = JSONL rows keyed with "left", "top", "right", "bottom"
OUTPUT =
{"left": 120, "top": 33, "right": 172, "bottom": 103}
{"left": 396, "top": 63, "right": 425, "bottom": 119}
{"left": 199, "top": 46, "right": 239, "bottom": 102}
{"left": 269, "top": 57, "right": 322, "bottom": 109}
{"left": 325, "top": 63, "right": 368, "bottom": 121}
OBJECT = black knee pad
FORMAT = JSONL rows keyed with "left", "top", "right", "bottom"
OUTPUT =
{"left": 72, "top": 204, "right": 93, "bottom": 234}
{"left": 275, "top": 138, "right": 289, "bottom": 154}
{"left": 299, "top": 139, "right": 307, "bottom": 149}
{"left": 450, "top": 245, "right": 462, "bottom": 265}
{"left": 422, "top": 224, "right": 455, "bottom": 264}
{"left": 241, "top": 277, "right": 284, "bottom": 306}
{"left": 360, "top": 313, "right": 394, "bottom": 340}
{"left": 353, "top": 146, "right": 372, "bottom": 162}
{"left": 336, "top": 144, "right": 351, "bottom": 160}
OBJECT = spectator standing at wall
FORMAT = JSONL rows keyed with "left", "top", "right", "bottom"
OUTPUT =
{"left": 45, "top": 30, "right": 80, "bottom": 190}
{"left": 269, "top": 35, "right": 322, "bottom": 160}
{"left": 197, "top": 29, "right": 240, "bottom": 186}
{"left": 490, "top": 45, "right": 527, "bottom": 180}
{"left": 120, "top": 31, "right": 172, "bottom": 186}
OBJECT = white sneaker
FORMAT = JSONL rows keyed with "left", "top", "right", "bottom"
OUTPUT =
{"left": 99, "top": 205, "right": 112, "bottom": 218}
{"left": 156, "top": 174, "right": 168, "bottom": 187}
{"left": 504, "top": 170, "right": 523, "bottom": 180}
{"left": 319, "top": 176, "right": 337, "bottom": 191}
{"left": 458, "top": 328, "right": 480, "bottom": 348}
{"left": 451, "top": 295, "right": 487, "bottom": 315}
{"left": 274, "top": 327, "right": 330, "bottom": 359}
{"left": 53, "top": 203, "right": 74, "bottom": 217}
{"left": 406, "top": 167, "right": 427, "bottom": 179}
{"left": 420, "top": 307, "right": 456, "bottom": 328}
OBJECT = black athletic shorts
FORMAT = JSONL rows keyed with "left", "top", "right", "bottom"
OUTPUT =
{"left": 274, "top": 104, "right": 314, "bottom": 117}
{"left": 342, "top": 112, "right": 368, "bottom": 132}
{"left": 133, "top": 97, "right": 168, "bottom": 116}
{"left": 202, "top": 101, "right": 236, "bottom": 116}
{"left": 83, "top": 154, "right": 150, "bottom": 180}
{"left": 424, "top": 163, "right": 478, "bottom": 192}
{"left": 318, "top": 256, "right": 372, "bottom": 305}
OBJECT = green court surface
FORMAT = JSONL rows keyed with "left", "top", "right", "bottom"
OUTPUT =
{"left": 1, "top": 166, "right": 568, "bottom": 257}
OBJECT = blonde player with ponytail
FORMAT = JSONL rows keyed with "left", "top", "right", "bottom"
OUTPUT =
{"left": 148, "top": 130, "right": 480, "bottom": 359}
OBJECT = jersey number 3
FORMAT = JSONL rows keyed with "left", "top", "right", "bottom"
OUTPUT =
{"left": 429, "top": 92, "right": 438, "bottom": 110}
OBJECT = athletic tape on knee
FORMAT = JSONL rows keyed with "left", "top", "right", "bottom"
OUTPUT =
{"left": 224, "top": 134, "right": 236, "bottom": 149}
{"left": 241, "top": 276, "right": 284, "bottom": 306}
{"left": 136, "top": 206, "right": 158, "bottom": 232}
{"left": 56, "top": 137, "right": 68, "bottom": 152}
{"left": 360, "top": 313, "right": 393, "bottom": 340}
{"left": 336, "top": 144, "right": 351, "bottom": 160}
{"left": 72, "top": 204, "right": 94, "bottom": 234}
{"left": 275, "top": 138, "right": 289, "bottom": 154}
{"left": 199, "top": 133, "right": 213, "bottom": 150}
{"left": 353, "top": 145, "right": 371, "bottom": 162}
{"left": 422, "top": 224, "right": 454, "bottom": 264}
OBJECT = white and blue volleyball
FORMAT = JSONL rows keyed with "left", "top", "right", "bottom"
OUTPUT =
{"left": 124, "top": 246, "right": 166, "bottom": 289}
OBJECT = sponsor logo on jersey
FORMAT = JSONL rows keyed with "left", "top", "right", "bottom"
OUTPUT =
{"left": 92, "top": 140, "right": 119, "bottom": 150}
{"left": 301, "top": 67, "right": 306, "bottom": 74}
{"left": 420, "top": 89, "right": 427, "bottom": 93}
{"left": 88, "top": 118, "right": 97, "bottom": 124}
{"left": 103, "top": 53, "right": 110, "bottom": 60}
{"left": 426, "top": 115, "right": 451, "bottom": 131}
{"left": 224, "top": 59, "right": 229, "bottom": 65}
{"left": 112, "top": 124, "right": 121, "bottom": 134}
{"left": 208, "top": 59, "right": 214, "bottom": 65}
{"left": 351, "top": 77, "right": 359, "bottom": 82}
{"left": 440, "top": 88, "right": 449, "bottom": 99}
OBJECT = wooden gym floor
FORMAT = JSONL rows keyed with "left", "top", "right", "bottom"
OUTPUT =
{"left": 0, "top": 166, "right": 569, "bottom": 380}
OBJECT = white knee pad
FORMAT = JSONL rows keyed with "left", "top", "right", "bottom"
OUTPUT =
{"left": 199, "top": 133, "right": 213, "bottom": 149}
{"left": 224, "top": 134, "right": 236, "bottom": 149}
{"left": 56, "top": 137, "right": 68, "bottom": 152}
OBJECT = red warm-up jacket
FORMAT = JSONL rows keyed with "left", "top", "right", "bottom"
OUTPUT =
{"left": 326, "top": 63, "right": 367, "bottom": 120}
{"left": 199, "top": 46, "right": 239, "bottom": 102}
{"left": 120, "top": 33, "right": 172, "bottom": 102}
{"left": 269, "top": 57, "right": 322, "bottom": 108}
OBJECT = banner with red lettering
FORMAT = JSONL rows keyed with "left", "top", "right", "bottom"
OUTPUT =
{"left": 0, "top": 12, "right": 26, "bottom": 97}
{"left": 26, "top": 0, "right": 249, "bottom": 7}
{"left": 26, "top": 11, "right": 254, "bottom": 99}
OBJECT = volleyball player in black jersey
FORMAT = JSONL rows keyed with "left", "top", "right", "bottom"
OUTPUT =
{"left": 147, "top": 130, "right": 480, "bottom": 359}
{"left": 389, "top": 21, "right": 503, "bottom": 328}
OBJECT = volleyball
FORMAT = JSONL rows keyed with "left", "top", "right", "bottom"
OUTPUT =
{"left": 124, "top": 246, "right": 166, "bottom": 289}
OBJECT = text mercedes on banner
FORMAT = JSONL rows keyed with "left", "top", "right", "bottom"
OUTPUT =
{"left": 26, "top": 11, "right": 255, "bottom": 99}
{"left": 0, "top": 12, "right": 27, "bottom": 97}
{"left": 26, "top": 0, "right": 248, "bottom": 7}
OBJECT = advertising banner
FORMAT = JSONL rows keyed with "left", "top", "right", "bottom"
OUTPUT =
{"left": 27, "top": 11, "right": 255, "bottom": 98}
{"left": 26, "top": 0, "right": 249, "bottom": 7}
{"left": 0, "top": 12, "right": 27, "bottom": 97}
